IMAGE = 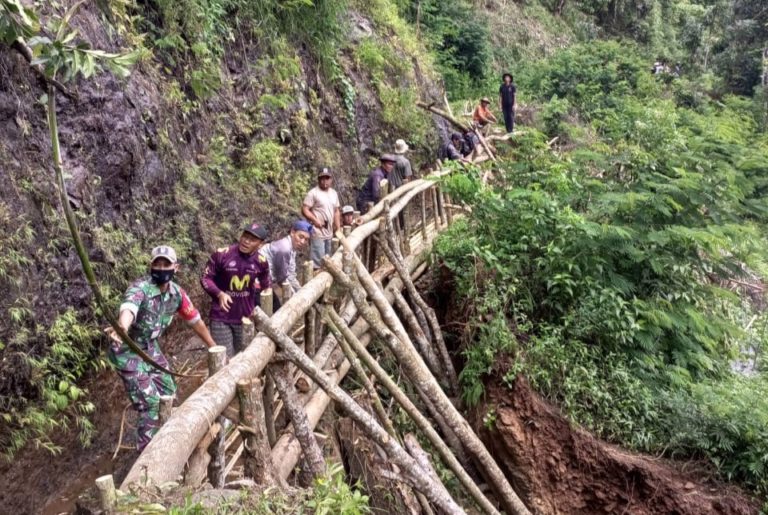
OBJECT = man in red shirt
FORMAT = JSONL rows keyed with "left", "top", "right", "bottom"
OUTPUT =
{"left": 201, "top": 223, "right": 271, "bottom": 356}
{"left": 472, "top": 97, "right": 497, "bottom": 134}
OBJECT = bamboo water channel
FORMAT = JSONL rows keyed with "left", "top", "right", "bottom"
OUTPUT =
{"left": 106, "top": 172, "right": 530, "bottom": 514}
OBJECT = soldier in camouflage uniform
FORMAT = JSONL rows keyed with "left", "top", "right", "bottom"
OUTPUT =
{"left": 105, "top": 245, "right": 217, "bottom": 450}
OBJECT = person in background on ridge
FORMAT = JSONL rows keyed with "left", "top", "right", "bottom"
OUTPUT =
{"left": 357, "top": 154, "right": 396, "bottom": 213}
{"left": 105, "top": 245, "right": 217, "bottom": 450}
{"left": 391, "top": 139, "right": 413, "bottom": 190}
{"left": 302, "top": 167, "right": 341, "bottom": 269}
{"left": 341, "top": 205, "right": 358, "bottom": 227}
{"left": 499, "top": 72, "right": 516, "bottom": 134}
{"left": 439, "top": 132, "right": 469, "bottom": 163}
{"left": 472, "top": 97, "right": 497, "bottom": 133}
{"left": 201, "top": 222, "right": 270, "bottom": 357}
{"left": 259, "top": 220, "right": 312, "bottom": 310}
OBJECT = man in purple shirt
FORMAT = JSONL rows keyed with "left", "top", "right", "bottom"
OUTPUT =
{"left": 201, "top": 222, "right": 271, "bottom": 356}
{"left": 357, "top": 154, "right": 396, "bottom": 213}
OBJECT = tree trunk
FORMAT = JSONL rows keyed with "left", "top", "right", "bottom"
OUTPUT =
{"left": 380, "top": 217, "right": 459, "bottom": 394}
{"left": 236, "top": 378, "right": 281, "bottom": 486}
{"left": 323, "top": 255, "right": 531, "bottom": 515}
{"left": 269, "top": 362, "right": 325, "bottom": 481}
{"left": 253, "top": 308, "right": 465, "bottom": 515}
{"left": 323, "top": 305, "right": 499, "bottom": 515}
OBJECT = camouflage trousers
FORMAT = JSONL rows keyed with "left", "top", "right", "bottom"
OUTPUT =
{"left": 108, "top": 347, "right": 177, "bottom": 451}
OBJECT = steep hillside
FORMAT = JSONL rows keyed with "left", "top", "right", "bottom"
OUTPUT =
{"left": 0, "top": 0, "right": 441, "bottom": 511}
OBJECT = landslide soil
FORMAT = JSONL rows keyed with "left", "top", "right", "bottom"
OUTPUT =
{"left": 474, "top": 378, "right": 759, "bottom": 514}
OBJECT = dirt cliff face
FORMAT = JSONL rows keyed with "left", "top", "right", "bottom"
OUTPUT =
{"left": 0, "top": 2, "right": 440, "bottom": 512}
{"left": 474, "top": 378, "right": 758, "bottom": 514}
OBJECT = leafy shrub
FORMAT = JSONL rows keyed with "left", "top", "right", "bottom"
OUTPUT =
{"left": 436, "top": 42, "right": 768, "bottom": 492}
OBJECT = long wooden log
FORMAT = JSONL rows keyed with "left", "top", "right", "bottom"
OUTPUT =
{"left": 324, "top": 306, "right": 499, "bottom": 515}
{"left": 269, "top": 362, "right": 325, "bottom": 480}
{"left": 381, "top": 216, "right": 459, "bottom": 394}
{"left": 270, "top": 257, "right": 431, "bottom": 480}
{"left": 253, "top": 308, "right": 464, "bottom": 515}
{"left": 324, "top": 255, "right": 531, "bottom": 515}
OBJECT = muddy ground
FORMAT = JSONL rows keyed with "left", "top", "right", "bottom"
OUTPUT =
{"left": 473, "top": 377, "right": 759, "bottom": 514}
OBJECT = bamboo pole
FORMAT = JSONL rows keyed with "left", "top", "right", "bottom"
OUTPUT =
{"left": 237, "top": 378, "right": 280, "bottom": 486}
{"left": 323, "top": 306, "right": 499, "bottom": 515}
{"left": 323, "top": 256, "right": 530, "bottom": 515}
{"left": 253, "top": 308, "right": 464, "bottom": 515}
{"left": 207, "top": 346, "right": 227, "bottom": 487}
{"left": 420, "top": 191, "right": 429, "bottom": 240}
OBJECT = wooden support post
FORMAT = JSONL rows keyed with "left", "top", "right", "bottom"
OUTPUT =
{"left": 261, "top": 288, "right": 273, "bottom": 317}
{"left": 436, "top": 185, "right": 447, "bottom": 228}
{"left": 445, "top": 193, "right": 454, "bottom": 225}
{"left": 158, "top": 396, "right": 174, "bottom": 425}
{"left": 302, "top": 261, "right": 316, "bottom": 356}
{"left": 263, "top": 377, "right": 277, "bottom": 447}
{"left": 95, "top": 474, "right": 116, "bottom": 513}
{"left": 431, "top": 186, "right": 440, "bottom": 231}
{"left": 237, "top": 378, "right": 280, "bottom": 485}
{"left": 420, "top": 190, "right": 429, "bottom": 240}
{"left": 241, "top": 317, "right": 255, "bottom": 351}
{"left": 207, "top": 346, "right": 227, "bottom": 487}
{"left": 365, "top": 202, "right": 375, "bottom": 270}
{"left": 331, "top": 237, "right": 340, "bottom": 254}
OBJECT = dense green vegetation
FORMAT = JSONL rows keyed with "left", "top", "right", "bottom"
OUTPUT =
{"left": 396, "top": 0, "right": 767, "bottom": 99}
{"left": 436, "top": 40, "right": 768, "bottom": 492}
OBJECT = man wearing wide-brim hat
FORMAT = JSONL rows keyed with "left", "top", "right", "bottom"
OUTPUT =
{"left": 473, "top": 96, "right": 498, "bottom": 133}
{"left": 390, "top": 139, "right": 413, "bottom": 190}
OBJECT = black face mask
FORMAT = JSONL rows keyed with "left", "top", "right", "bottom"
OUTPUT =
{"left": 150, "top": 268, "right": 175, "bottom": 285}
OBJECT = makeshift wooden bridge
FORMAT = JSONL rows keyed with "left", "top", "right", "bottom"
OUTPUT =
{"left": 105, "top": 172, "right": 531, "bottom": 515}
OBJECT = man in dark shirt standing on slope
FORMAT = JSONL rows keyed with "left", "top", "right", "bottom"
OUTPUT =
{"left": 201, "top": 222, "right": 271, "bottom": 357}
{"left": 499, "top": 72, "right": 517, "bottom": 134}
{"left": 357, "top": 154, "right": 396, "bottom": 213}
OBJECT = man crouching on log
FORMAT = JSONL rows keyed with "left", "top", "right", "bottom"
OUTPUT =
{"left": 105, "top": 245, "right": 217, "bottom": 451}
